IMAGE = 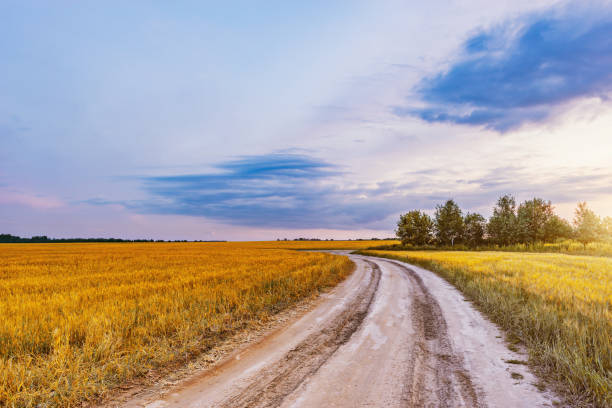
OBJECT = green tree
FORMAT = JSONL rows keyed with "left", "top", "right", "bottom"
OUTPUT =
{"left": 573, "top": 202, "right": 602, "bottom": 246}
{"left": 463, "top": 212, "right": 486, "bottom": 247}
{"left": 487, "top": 195, "right": 519, "bottom": 246}
{"left": 434, "top": 199, "right": 464, "bottom": 246}
{"left": 517, "top": 198, "right": 554, "bottom": 243}
{"left": 396, "top": 210, "right": 434, "bottom": 246}
{"left": 543, "top": 215, "right": 574, "bottom": 242}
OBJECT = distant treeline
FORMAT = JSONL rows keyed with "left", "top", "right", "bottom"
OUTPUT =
{"left": 276, "top": 237, "right": 396, "bottom": 241}
{"left": 0, "top": 234, "right": 396, "bottom": 244}
{"left": 395, "top": 195, "right": 612, "bottom": 248}
{"left": 0, "top": 234, "right": 227, "bottom": 243}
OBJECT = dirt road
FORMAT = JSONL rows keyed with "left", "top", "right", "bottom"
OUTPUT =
{"left": 126, "top": 253, "right": 558, "bottom": 408}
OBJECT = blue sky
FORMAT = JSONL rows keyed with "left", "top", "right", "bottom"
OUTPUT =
{"left": 2, "top": 0, "right": 612, "bottom": 240}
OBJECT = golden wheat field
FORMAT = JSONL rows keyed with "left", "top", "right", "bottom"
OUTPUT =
{"left": 0, "top": 242, "right": 357, "bottom": 407}
{"left": 360, "top": 250, "right": 612, "bottom": 407}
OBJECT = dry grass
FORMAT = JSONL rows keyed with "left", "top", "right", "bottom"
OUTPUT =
{"left": 367, "top": 239, "right": 612, "bottom": 258}
{"left": 360, "top": 250, "right": 611, "bottom": 407}
{"left": 484, "top": 239, "right": 612, "bottom": 258}
{"left": 0, "top": 242, "right": 353, "bottom": 407}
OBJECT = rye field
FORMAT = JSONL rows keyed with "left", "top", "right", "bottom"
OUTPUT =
{"left": 0, "top": 242, "right": 358, "bottom": 407}
{"left": 360, "top": 250, "right": 612, "bottom": 407}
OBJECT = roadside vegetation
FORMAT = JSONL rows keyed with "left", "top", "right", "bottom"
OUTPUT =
{"left": 391, "top": 195, "right": 612, "bottom": 257}
{"left": 358, "top": 249, "right": 611, "bottom": 407}
{"left": 0, "top": 242, "right": 354, "bottom": 407}
{"left": 374, "top": 238, "right": 612, "bottom": 258}
{"left": 380, "top": 196, "right": 612, "bottom": 405}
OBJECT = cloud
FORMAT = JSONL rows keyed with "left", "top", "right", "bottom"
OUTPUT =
{"left": 85, "top": 153, "right": 612, "bottom": 230}
{"left": 401, "top": 3, "right": 612, "bottom": 131}
{"left": 134, "top": 154, "right": 406, "bottom": 229}
{"left": 0, "top": 190, "right": 63, "bottom": 209}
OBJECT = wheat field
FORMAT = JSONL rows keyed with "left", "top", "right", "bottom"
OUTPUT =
{"left": 360, "top": 250, "right": 612, "bottom": 407}
{"left": 0, "top": 242, "right": 355, "bottom": 407}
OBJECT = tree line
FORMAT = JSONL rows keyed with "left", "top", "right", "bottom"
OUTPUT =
{"left": 396, "top": 195, "right": 612, "bottom": 248}
{"left": 0, "top": 234, "right": 226, "bottom": 243}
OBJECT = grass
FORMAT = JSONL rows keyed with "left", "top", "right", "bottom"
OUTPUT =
{"left": 369, "top": 238, "right": 612, "bottom": 258}
{"left": 505, "top": 359, "right": 528, "bottom": 365}
{"left": 511, "top": 372, "right": 525, "bottom": 380}
{"left": 358, "top": 250, "right": 611, "bottom": 407}
{"left": 0, "top": 242, "right": 355, "bottom": 407}
{"left": 493, "top": 239, "right": 612, "bottom": 258}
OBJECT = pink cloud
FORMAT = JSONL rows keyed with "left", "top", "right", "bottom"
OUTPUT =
{"left": 0, "top": 190, "right": 64, "bottom": 209}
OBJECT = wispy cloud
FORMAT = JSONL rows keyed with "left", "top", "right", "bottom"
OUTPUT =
{"left": 0, "top": 189, "right": 63, "bottom": 209}
{"left": 133, "top": 154, "right": 405, "bottom": 229}
{"left": 399, "top": 4, "right": 612, "bottom": 131}
{"left": 84, "top": 153, "right": 612, "bottom": 230}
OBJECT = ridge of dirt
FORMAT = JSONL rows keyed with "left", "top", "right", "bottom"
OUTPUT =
{"left": 396, "top": 261, "right": 482, "bottom": 407}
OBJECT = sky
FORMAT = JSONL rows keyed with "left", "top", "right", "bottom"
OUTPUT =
{"left": 1, "top": 0, "right": 612, "bottom": 240}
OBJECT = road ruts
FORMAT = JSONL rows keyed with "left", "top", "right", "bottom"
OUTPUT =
{"left": 396, "top": 260, "right": 481, "bottom": 407}
{"left": 219, "top": 261, "right": 381, "bottom": 408}
{"left": 126, "top": 254, "right": 557, "bottom": 408}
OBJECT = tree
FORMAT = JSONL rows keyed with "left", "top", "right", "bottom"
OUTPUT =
{"left": 573, "top": 202, "right": 602, "bottom": 246}
{"left": 517, "top": 198, "right": 554, "bottom": 243}
{"left": 487, "top": 195, "right": 519, "bottom": 246}
{"left": 434, "top": 199, "right": 464, "bottom": 246}
{"left": 543, "top": 215, "right": 573, "bottom": 242}
{"left": 463, "top": 212, "right": 486, "bottom": 247}
{"left": 396, "top": 210, "right": 434, "bottom": 246}
{"left": 603, "top": 217, "right": 612, "bottom": 241}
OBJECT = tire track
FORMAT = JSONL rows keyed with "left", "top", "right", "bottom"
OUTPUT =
{"left": 394, "top": 260, "right": 482, "bottom": 408}
{"left": 219, "top": 261, "right": 382, "bottom": 408}
{"left": 123, "top": 254, "right": 557, "bottom": 408}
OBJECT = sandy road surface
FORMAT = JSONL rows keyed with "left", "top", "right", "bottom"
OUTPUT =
{"left": 126, "top": 253, "right": 558, "bottom": 408}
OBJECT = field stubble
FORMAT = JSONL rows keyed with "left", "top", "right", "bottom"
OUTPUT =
{"left": 0, "top": 242, "right": 355, "bottom": 407}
